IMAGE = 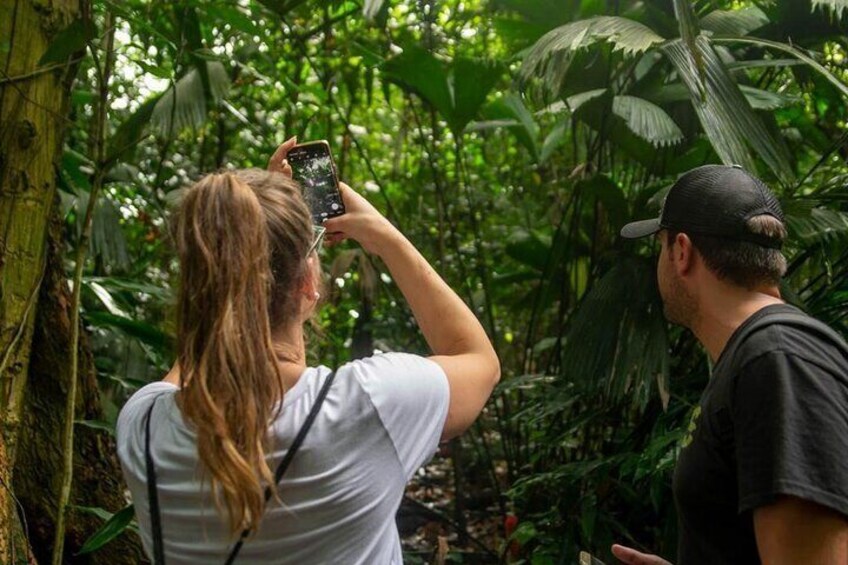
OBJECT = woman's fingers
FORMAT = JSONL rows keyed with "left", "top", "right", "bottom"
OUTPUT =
{"left": 268, "top": 136, "right": 298, "bottom": 174}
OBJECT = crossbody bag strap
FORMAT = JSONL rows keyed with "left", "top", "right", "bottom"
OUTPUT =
{"left": 144, "top": 394, "right": 167, "bottom": 565}
{"left": 224, "top": 369, "right": 338, "bottom": 565}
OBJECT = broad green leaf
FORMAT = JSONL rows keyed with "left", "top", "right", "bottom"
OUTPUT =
{"left": 560, "top": 257, "right": 669, "bottom": 409}
{"left": 700, "top": 6, "right": 769, "bottom": 37}
{"left": 520, "top": 17, "right": 664, "bottom": 92}
{"left": 450, "top": 58, "right": 504, "bottom": 134}
{"left": 151, "top": 61, "right": 231, "bottom": 136}
{"left": 473, "top": 93, "right": 540, "bottom": 159}
{"left": 383, "top": 47, "right": 502, "bottom": 133}
{"left": 39, "top": 18, "right": 95, "bottom": 65}
{"left": 611, "top": 95, "right": 684, "bottom": 147}
{"left": 662, "top": 36, "right": 794, "bottom": 182}
{"left": 86, "top": 280, "right": 129, "bottom": 317}
{"left": 85, "top": 311, "right": 170, "bottom": 350}
{"left": 76, "top": 505, "right": 136, "bottom": 555}
{"left": 382, "top": 45, "right": 453, "bottom": 124}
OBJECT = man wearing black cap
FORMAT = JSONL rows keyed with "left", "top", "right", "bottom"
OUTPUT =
{"left": 610, "top": 165, "right": 848, "bottom": 564}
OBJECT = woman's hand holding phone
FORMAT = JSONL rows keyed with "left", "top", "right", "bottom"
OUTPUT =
{"left": 322, "top": 184, "right": 400, "bottom": 257}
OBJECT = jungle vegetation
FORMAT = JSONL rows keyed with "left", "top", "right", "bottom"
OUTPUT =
{"left": 0, "top": 0, "right": 846, "bottom": 563}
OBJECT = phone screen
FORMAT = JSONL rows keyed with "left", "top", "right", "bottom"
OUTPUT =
{"left": 287, "top": 142, "right": 345, "bottom": 223}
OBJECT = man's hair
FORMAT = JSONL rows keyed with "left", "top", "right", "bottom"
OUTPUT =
{"left": 667, "top": 215, "right": 788, "bottom": 290}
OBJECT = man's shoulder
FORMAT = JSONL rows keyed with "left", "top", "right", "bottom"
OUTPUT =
{"left": 729, "top": 306, "right": 848, "bottom": 371}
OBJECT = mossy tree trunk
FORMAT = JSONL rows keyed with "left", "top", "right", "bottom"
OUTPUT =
{"left": 0, "top": 1, "right": 142, "bottom": 562}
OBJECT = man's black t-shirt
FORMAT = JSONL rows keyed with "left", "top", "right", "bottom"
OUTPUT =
{"left": 673, "top": 304, "right": 848, "bottom": 564}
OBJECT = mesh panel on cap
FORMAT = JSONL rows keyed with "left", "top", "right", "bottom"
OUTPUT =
{"left": 660, "top": 165, "right": 784, "bottom": 242}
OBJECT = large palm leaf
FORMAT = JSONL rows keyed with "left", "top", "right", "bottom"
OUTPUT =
{"left": 662, "top": 36, "right": 794, "bottom": 182}
{"left": 151, "top": 60, "right": 231, "bottom": 136}
{"left": 519, "top": 17, "right": 665, "bottom": 93}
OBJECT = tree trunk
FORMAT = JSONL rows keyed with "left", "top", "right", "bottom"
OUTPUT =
{"left": 0, "top": 1, "right": 142, "bottom": 562}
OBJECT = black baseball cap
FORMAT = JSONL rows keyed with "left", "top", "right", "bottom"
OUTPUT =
{"left": 620, "top": 165, "right": 785, "bottom": 249}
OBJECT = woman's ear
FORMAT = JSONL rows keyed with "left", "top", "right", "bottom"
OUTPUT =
{"left": 300, "top": 256, "right": 322, "bottom": 304}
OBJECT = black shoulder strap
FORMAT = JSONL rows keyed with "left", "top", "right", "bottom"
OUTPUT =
{"left": 144, "top": 394, "right": 167, "bottom": 565}
{"left": 223, "top": 369, "right": 337, "bottom": 565}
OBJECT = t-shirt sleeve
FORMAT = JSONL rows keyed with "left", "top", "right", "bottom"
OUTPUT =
{"left": 732, "top": 351, "right": 848, "bottom": 518}
{"left": 116, "top": 381, "right": 178, "bottom": 469}
{"left": 352, "top": 352, "right": 450, "bottom": 480}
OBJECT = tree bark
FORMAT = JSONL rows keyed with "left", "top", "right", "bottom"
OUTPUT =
{"left": 0, "top": 1, "right": 142, "bottom": 562}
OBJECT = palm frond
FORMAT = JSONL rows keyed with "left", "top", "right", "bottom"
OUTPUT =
{"left": 560, "top": 257, "right": 669, "bottom": 409}
{"left": 520, "top": 17, "right": 664, "bottom": 92}
{"left": 662, "top": 36, "right": 794, "bottom": 182}
{"left": 151, "top": 61, "right": 230, "bottom": 136}
{"left": 700, "top": 6, "right": 769, "bottom": 37}
{"left": 712, "top": 36, "right": 848, "bottom": 99}
{"left": 739, "top": 86, "right": 799, "bottom": 110}
{"left": 612, "top": 95, "right": 684, "bottom": 147}
{"left": 812, "top": 0, "right": 848, "bottom": 19}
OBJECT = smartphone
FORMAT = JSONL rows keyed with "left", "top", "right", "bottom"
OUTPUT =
{"left": 286, "top": 140, "right": 346, "bottom": 223}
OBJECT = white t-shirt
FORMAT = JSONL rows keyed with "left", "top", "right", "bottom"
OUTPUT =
{"left": 116, "top": 352, "right": 449, "bottom": 564}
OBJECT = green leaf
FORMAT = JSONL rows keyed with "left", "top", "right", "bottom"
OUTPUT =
{"left": 450, "top": 58, "right": 504, "bottom": 134}
{"left": 383, "top": 47, "right": 502, "bottom": 133}
{"left": 85, "top": 311, "right": 170, "bottom": 350}
{"left": 76, "top": 505, "right": 136, "bottom": 555}
{"left": 662, "top": 36, "right": 794, "bottom": 182}
{"left": 207, "top": 4, "right": 260, "bottom": 35}
{"left": 712, "top": 36, "right": 848, "bottom": 100}
{"left": 700, "top": 6, "right": 769, "bottom": 37}
{"left": 812, "top": 0, "right": 848, "bottom": 19}
{"left": 739, "top": 85, "right": 798, "bottom": 110}
{"left": 611, "top": 95, "right": 684, "bottom": 147}
{"left": 86, "top": 280, "right": 129, "bottom": 317}
{"left": 151, "top": 61, "right": 231, "bottom": 136}
{"left": 39, "top": 18, "right": 95, "bottom": 65}
{"left": 74, "top": 419, "right": 115, "bottom": 436}
{"left": 383, "top": 45, "right": 453, "bottom": 123}
{"left": 474, "top": 93, "right": 540, "bottom": 160}
{"left": 520, "top": 17, "right": 664, "bottom": 93}
{"left": 540, "top": 120, "right": 568, "bottom": 163}
{"left": 105, "top": 96, "right": 160, "bottom": 168}
{"left": 363, "top": 0, "right": 387, "bottom": 21}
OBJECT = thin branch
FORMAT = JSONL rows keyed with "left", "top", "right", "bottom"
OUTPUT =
{"left": 0, "top": 57, "right": 85, "bottom": 85}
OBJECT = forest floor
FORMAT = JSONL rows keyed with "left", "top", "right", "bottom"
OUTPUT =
{"left": 399, "top": 446, "right": 508, "bottom": 564}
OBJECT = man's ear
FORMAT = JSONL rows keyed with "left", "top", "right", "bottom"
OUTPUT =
{"left": 674, "top": 232, "right": 696, "bottom": 276}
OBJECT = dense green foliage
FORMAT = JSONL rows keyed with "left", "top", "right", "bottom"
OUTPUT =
{"left": 55, "top": 0, "right": 847, "bottom": 562}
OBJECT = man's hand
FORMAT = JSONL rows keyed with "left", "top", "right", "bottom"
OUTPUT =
{"left": 268, "top": 136, "right": 297, "bottom": 177}
{"left": 611, "top": 544, "right": 672, "bottom": 565}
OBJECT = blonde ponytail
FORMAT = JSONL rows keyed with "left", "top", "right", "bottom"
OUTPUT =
{"left": 174, "top": 169, "right": 313, "bottom": 534}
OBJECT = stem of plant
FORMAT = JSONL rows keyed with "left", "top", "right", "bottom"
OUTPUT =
{"left": 51, "top": 12, "right": 114, "bottom": 563}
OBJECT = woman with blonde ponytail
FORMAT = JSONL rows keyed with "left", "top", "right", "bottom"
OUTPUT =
{"left": 116, "top": 138, "right": 500, "bottom": 564}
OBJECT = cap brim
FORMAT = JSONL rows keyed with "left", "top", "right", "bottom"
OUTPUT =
{"left": 620, "top": 218, "right": 661, "bottom": 239}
